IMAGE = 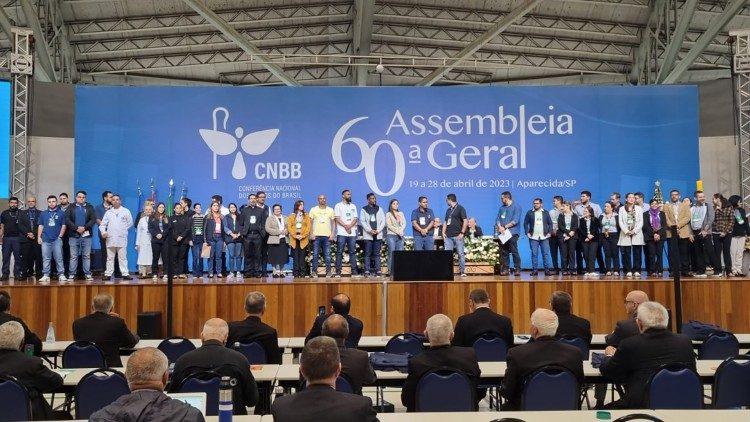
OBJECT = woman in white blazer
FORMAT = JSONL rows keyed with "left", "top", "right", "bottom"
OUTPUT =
{"left": 617, "top": 192, "right": 645, "bottom": 278}
{"left": 134, "top": 203, "right": 153, "bottom": 277}
{"left": 265, "top": 204, "right": 289, "bottom": 278}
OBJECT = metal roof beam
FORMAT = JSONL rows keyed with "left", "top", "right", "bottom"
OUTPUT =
{"left": 351, "top": 0, "right": 374, "bottom": 85}
{"left": 20, "top": 0, "right": 56, "bottom": 82}
{"left": 657, "top": 0, "right": 698, "bottom": 82}
{"left": 628, "top": 0, "right": 666, "bottom": 84}
{"left": 181, "top": 0, "right": 300, "bottom": 86}
{"left": 663, "top": 0, "right": 745, "bottom": 84}
{"left": 416, "top": 0, "right": 544, "bottom": 86}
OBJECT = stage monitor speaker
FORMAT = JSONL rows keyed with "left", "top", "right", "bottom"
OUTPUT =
{"left": 137, "top": 311, "right": 162, "bottom": 339}
{"left": 391, "top": 250, "right": 454, "bottom": 281}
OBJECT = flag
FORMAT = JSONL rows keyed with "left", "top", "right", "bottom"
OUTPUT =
{"left": 167, "top": 179, "right": 174, "bottom": 216}
{"left": 136, "top": 179, "right": 143, "bottom": 212}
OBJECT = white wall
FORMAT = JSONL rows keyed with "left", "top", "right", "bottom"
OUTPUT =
{"left": 28, "top": 136, "right": 75, "bottom": 200}
{"left": 699, "top": 135, "right": 741, "bottom": 196}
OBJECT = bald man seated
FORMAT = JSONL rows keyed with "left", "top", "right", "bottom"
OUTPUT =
{"left": 500, "top": 308, "right": 584, "bottom": 410}
{"left": 605, "top": 290, "right": 649, "bottom": 349}
{"left": 170, "top": 318, "right": 258, "bottom": 415}
{"left": 321, "top": 314, "right": 376, "bottom": 394}
{"left": 401, "top": 314, "right": 481, "bottom": 412}
{"left": 305, "top": 293, "right": 363, "bottom": 347}
{"left": 91, "top": 347, "right": 204, "bottom": 422}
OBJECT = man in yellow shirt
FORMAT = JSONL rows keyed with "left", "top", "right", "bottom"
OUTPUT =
{"left": 308, "top": 195, "right": 336, "bottom": 277}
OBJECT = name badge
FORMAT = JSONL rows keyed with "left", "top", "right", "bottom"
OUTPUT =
{"left": 250, "top": 215, "right": 257, "bottom": 224}
{"left": 370, "top": 214, "right": 376, "bottom": 222}
{"left": 501, "top": 212, "right": 506, "bottom": 219}
{"left": 446, "top": 218, "right": 452, "bottom": 226}
{"left": 319, "top": 217, "right": 327, "bottom": 224}
{"left": 345, "top": 212, "right": 352, "bottom": 219}
{"left": 196, "top": 228, "right": 203, "bottom": 235}
{"left": 296, "top": 222, "right": 302, "bottom": 229}
{"left": 535, "top": 216, "right": 542, "bottom": 222}
{"left": 48, "top": 217, "right": 56, "bottom": 226}
{"left": 419, "top": 217, "right": 426, "bottom": 226}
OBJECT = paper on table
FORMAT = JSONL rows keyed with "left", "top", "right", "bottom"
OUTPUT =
{"left": 498, "top": 230, "right": 512, "bottom": 244}
{"left": 53, "top": 369, "right": 76, "bottom": 378}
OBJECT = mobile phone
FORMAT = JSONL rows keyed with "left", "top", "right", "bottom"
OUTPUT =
{"left": 318, "top": 306, "right": 326, "bottom": 317}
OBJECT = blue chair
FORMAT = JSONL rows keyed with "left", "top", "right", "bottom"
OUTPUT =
{"left": 698, "top": 332, "right": 739, "bottom": 360}
{"left": 0, "top": 375, "right": 31, "bottom": 422}
{"left": 384, "top": 333, "right": 424, "bottom": 356}
{"left": 415, "top": 369, "right": 475, "bottom": 412}
{"left": 647, "top": 363, "right": 703, "bottom": 409}
{"left": 236, "top": 342, "right": 267, "bottom": 364}
{"left": 521, "top": 366, "right": 580, "bottom": 410}
{"left": 335, "top": 374, "right": 355, "bottom": 394}
{"left": 558, "top": 336, "right": 590, "bottom": 361}
{"left": 157, "top": 337, "right": 197, "bottom": 363}
{"left": 472, "top": 335, "right": 508, "bottom": 362}
{"left": 74, "top": 369, "right": 130, "bottom": 419}
{"left": 179, "top": 372, "right": 221, "bottom": 416}
{"left": 712, "top": 357, "right": 750, "bottom": 409}
{"left": 62, "top": 341, "right": 106, "bottom": 369}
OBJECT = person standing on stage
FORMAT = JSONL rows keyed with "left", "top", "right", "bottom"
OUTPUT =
{"left": 100, "top": 194, "right": 133, "bottom": 280}
{"left": 523, "top": 198, "right": 553, "bottom": 276}
{"left": 577, "top": 205, "right": 601, "bottom": 277}
{"left": 690, "top": 191, "right": 717, "bottom": 278}
{"left": 241, "top": 193, "right": 266, "bottom": 278}
{"left": 643, "top": 199, "right": 666, "bottom": 277}
{"left": 224, "top": 203, "right": 243, "bottom": 279}
{"left": 548, "top": 196, "right": 564, "bottom": 275}
{"left": 0, "top": 198, "right": 22, "bottom": 281}
{"left": 558, "top": 201, "right": 579, "bottom": 275}
{"left": 149, "top": 202, "right": 170, "bottom": 281}
{"left": 443, "top": 193, "right": 468, "bottom": 277}
{"left": 204, "top": 201, "right": 225, "bottom": 279}
{"left": 66, "top": 190, "right": 96, "bottom": 281}
{"left": 599, "top": 201, "right": 620, "bottom": 276}
{"left": 360, "top": 193, "right": 385, "bottom": 277}
{"left": 663, "top": 189, "right": 691, "bottom": 276}
{"left": 335, "top": 189, "right": 360, "bottom": 278}
{"left": 385, "top": 199, "right": 406, "bottom": 276}
{"left": 169, "top": 203, "right": 190, "bottom": 279}
{"left": 309, "top": 195, "right": 335, "bottom": 278}
{"left": 38, "top": 195, "right": 67, "bottom": 283}
{"left": 189, "top": 203, "right": 204, "bottom": 278}
{"left": 287, "top": 200, "right": 311, "bottom": 278}
{"left": 256, "top": 191, "right": 271, "bottom": 277}
{"left": 574, "top": 191, "right": 602, "bottom": 274}
{"left": 411, "top": 196, "right": 435, "bottom": 251}
{"left": 495, "top": 191, "right": 522, "bottom": 276}
{"left": 728, "top": 195, "right": 748, "bottom": 276}
{"left": 712, "top": 194, "right": 735, "bottom": 278}
{"left": 266, "top": 204, "right": 289, "bottom": 278}
{"left": 135, "top": 203, "right": 153, "bottom": 278}
{"left": 57, "top": 192, "right": 71, "bottom": 278}
{"left": 17, "top": 196, "right": 41, "bottom": 281}
{"left": 618, "top": 193, "right": 644, "bottom": 278}
{"left": 95, "top": 191, "right": 119, "bottom": 276}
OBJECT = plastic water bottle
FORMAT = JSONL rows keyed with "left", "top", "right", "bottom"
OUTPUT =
{"left": 218, "top": 376, "right": 233, "bottom": 422}
{"left": 45, "top": 322, "right": 56, "bottom": 343}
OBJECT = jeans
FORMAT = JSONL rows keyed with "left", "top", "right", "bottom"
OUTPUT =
{"left": 42, "top": 238, "right": 65, "bottom": 276}
{"left": 336, "top": 235, "right": 358, "bottom": 275}
{"left": 226, "top": 241, "right": 243, "bottom": 273}
{"left": 363, "top": 238, "right": 382, "bottom": 275}
{"left": 68, "top": 236, "right": 92, "bottom": 276}
{"left": 1, "top": 236, "right": 21, "bottom": 277}
{"left": 500, "top": 234, "right": 521, "bottom": 271}
{"left": 312, "top": 236, "right": 331, "bottom": 274}
{"left": 528, "top": 238, "right": 552, "bottom": 271}
{"left": 208, "top": 234, "right": 224, "bottom": 275}
{"left": 386, "top": 234, "right": 404, "bottom": 274}
{"left": 713, "top": 234, "right": 732, "bottom": 274}
{"left": 190, "top": 237, "right": 204, "bottom": 276}
{"left": 412, "top": 235, "right": 434, "bottom": 251}
{"left": 444, "top": 236, "right": 465, "bottom": 274}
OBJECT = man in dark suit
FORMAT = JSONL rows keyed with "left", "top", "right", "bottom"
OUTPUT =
{"left": 0, "top": 290, "right": 42, "bottom": 356}
{"left": 72, "top": 293, "right": 139, "bottom": 367}
{"left": 305, "top": 293, "right": 363, "bottom": 347}
{"left": 321, "top": 314, "right": 376, "bottom": 394}
{"left": 18, "top": 196, "right": 42, "bottom": 280}
{"left": 452, "top": 288, "right": 514, "bottom": 348}
{"left": 551, "top": 291, "right": 592, "bottom": 345}
{"left": 500, "top": 308, "right": 584, "bottom": 410}
{"left": 401, "top": 313, "right": 481, "bottom": 412}
{"left": 170, "top": 318, "right": 258, "bottom": 415}
{"left": 227, "top": 291, "right": 282, "bottom": 364}
{"left": 272, "top": 336, "right": 377, "bottom": 422}
{"left": 600, "top": 301, "right": 695, "bottom": 409}
{"left": 0, "top": 321, "right": 63, "bottom": 420}
{"left": 91, "top": 347, "right": 203, "bottom": 422}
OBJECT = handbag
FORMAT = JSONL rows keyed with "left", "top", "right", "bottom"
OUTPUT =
{"left": 201, "top": 243, "right": 211, "bottom": 258}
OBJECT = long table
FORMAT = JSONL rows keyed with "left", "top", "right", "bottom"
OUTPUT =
{"left": 371, "top": 410, "right": 750, "bottom": 422}
{"left": 42, "top": 338, "right": 292, "bottom": 354}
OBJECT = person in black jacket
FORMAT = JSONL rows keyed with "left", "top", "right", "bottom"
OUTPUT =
{"left": 728, "top": 195, "right": 749, "bottom": 276}
{"left": 600, "top": 301, "right": 695, "bottom": 409}
{"left": 0, "top": 321, "right": 63, "bottom": 420}
{"left": 577, "top": 205, "right": 601, "bottom": 276}
{"left": 240, "top": 198, "right": 267, "bottom": 277}
{"left": 0, "top": 291, "right": 42, "bottom": 356}
{"left": 170, "top": 318, "right": 258, "bottom": 415}
{"left": 170, "top": 204, "right": 191, "bottom": 279}
{"left": 72, "top": 293, "right": 140, "bottom": 367}
{"left": 65, "top": 190, "right": 97, "bottom": 281}
{"left": 17, "top": 196, "right": 42, "bottom": 280}
{"left": 149, "top": 202, "right": 170, "bottom": 280}
{"left": 557, "top": 202, "right": 579, "bottom": 275}
{"left": 523, "top": 198, "right": 554, "bottom": 276}
{"left": 643, "top": 199, "right": 667, "bottom": 277}
{"left": 272, "top": 336, "right": 377, "bottom": 422}
{"left": 305, "top": 293, "right": 363, "bottom": 347}
{"left": 500, "top": 308, "right": 584, "bottom": 411}
{"left": 227, "top": 291, "right": 282, "bottom": 364}
{"left": 452, "top": 288, "right": 514, "bottom": 348}
{"left": 599, "top": 201, "right": 621, "bottom": 276}
{"left": 321, "top": 314, "right": 376, "bottom": 395}
{"left": 551, "top": 291, "right": 592, "bottom": 345}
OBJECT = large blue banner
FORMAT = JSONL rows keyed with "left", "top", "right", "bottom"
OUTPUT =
{"left": 75, "top": 85, "right": 698, "bottom": 268}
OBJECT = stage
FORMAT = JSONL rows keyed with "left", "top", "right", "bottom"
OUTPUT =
{"left": 2, "top": 273, "right": 748, "bottom": 341}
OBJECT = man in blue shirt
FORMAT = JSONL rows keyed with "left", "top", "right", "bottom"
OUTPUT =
{"left": 495, "top": 191, "right": 522, "bottom": 275}
{"left": 65, "top": 190, "right": 96, "bottom": 281}
{"left": 37, "top": 195, "right": 67, "bottom": 283}
{"left": 442, "top": 193, "right": 468, "bottom": 277}
{"left": 410, "top": 196, "right": 435, "bottom": 251}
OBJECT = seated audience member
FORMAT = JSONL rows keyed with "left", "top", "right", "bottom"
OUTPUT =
{"left": 402, "top": 313, "right": 481, "bottom": 412}
{"left": 500, "top": 308, "right": 584, "bottom": 410}
{"left": 90, "top": 347, "right": 204, "bottom": 422}
{"left": 599, "top": 301, "right": 695, "bottom": 409}
{"left": 0, "top": 321, "right": 63, "bottom": 420}
{"left": 227, "top": 291, "right": 282, "bottom": 364}
{"left": 551, "top": 291, "right": 592, "bottom": 345}
{"left": 605, "top": 290, "right": 649, "bottom": 347}
{"left": 0, "top": 290, "right": 42, "bottom": 356}
{"left": 463, "top": 217, "right": 484, "bottom": 238}
{"left": 305, "top": 293, "right": 363, "bottom": 347}
{"left": 452, "top": 288, "right": 514, "bottom": 348}
{"left": 272, "top": 336, "right": 377, "bottom": 422}
{"left": 170, "top": 318, "right": 258, "bottom": 415}
{"left": 321, "top": 314, "right": 376, "bottom": 394}
{"left": 72, "top": 293, "right": 139, "bottom": 367}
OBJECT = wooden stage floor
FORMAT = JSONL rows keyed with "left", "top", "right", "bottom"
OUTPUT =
{"left": 3, "top": 272, "right": 749, "bottom": 341}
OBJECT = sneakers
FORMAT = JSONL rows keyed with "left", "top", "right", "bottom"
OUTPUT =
{"left": 217, "top": 273, "right": 223, "bottom": 278}
{"left": 311, "top": 273, "right": 318, "bottom": 278}
{"left": 153, "top": 275, "right": 158, "bottom": 280}
{"left": 333, "top": 274, "right": 342, "bottom": 278}
{"left": 460, "top": 273, "right": 467, "bottom": 277}
{"left": 162, "top": 275, "right": 168, "bottom": 280}
{"left": 39, "top": 275, "right": 50, "bottom": 283}
{"left": 85, "top": 275, "right": 94, "bottom": 282}
{"left": 235, "top": 272, "right": 242, "bottom": 279}
{"left": 625, "top": 272, "right": 633, "bottom": 278}
{"left": 58, "top": 275, "right": 68, "bottom": 282}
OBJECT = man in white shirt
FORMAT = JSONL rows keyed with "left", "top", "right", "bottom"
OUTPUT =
{"left": 99, "top": 194, "right": 134, "bottom": 280}
{"left": 334, "top": 190, "right": 360, "bottom": 278}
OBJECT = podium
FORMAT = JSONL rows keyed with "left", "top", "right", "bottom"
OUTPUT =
{"left": 391, "top": 250, "right": 454, "bottom": 281}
